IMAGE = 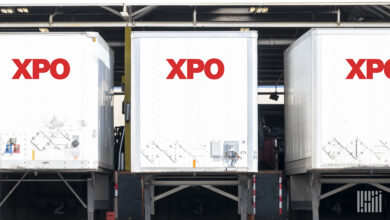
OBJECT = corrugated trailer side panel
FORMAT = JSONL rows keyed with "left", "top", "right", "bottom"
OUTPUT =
{"left": 284, "top": 31, "right": 314, "bottom": 175}
{"left": 0, "top": 32, "right": 113, "bottom": 171}
{"left": 97, "top": 37, "right": 115, "bottom": 170}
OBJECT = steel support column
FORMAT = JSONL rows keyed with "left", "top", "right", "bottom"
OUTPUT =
{"left": 151, "top": 183, "right": 155, "bottom": 215}
{"left": 87, "top": 178, "right": 94, "bottom": 220}
{"left": 143, "top": 175, "right": 152, "bottom": 220}
{"left": 310, "top": 173, "right": 321, "bottom": 220}
{"left": 239, "top": 175, "right": 248, "bottom": 220}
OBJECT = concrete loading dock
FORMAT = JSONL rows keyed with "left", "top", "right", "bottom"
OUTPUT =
{"left": 1, "top": 1, "right": 390, "bottom": 220}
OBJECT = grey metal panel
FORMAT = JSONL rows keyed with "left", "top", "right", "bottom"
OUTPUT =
{"left": 118, "top": 174, "right": 142, "bottom": 220}
{"left": 92, "top": 173, "right": 111, "bottom": 208}
{"left": 289, "top": 175, "right": 312, "bottom": 203}
{"left": 255, "top": 172, "right": 287, "bottom": 220}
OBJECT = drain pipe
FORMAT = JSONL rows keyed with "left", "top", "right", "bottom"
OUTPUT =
{"left": 108, "top": 38, "right": 295, "bottom": 48}
{"left": 2, "top": 21, "right": 390, "bottom": 28}
{"left": 257, "top": 38, "right": 295, "bottom": 46}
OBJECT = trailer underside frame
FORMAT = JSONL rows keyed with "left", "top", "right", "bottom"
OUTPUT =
{"left": 142, "top": 174, "right": 253, "bottom": 220}
{"left": 289, "top": 172, "right": 390, "bottom": 220}
{"left": 0, "top": 171, "right": 112, "bottom": 220}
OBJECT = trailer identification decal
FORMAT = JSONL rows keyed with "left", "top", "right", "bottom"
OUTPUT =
{"left": 346, "top": 59, "right": 390, "bottom": 79}
{"left": 12, "top": 58, "right": 70, "bottom": 80}
{"left": 166, "top": 58, "right": 224, "bottom": 80}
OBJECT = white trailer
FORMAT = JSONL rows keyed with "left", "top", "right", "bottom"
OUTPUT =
{"left": 130, "top": 31, "right": 258, "bottom": 173}
{"left": 0, "top": 32, "right": 114, "bottom": 171}
{"left": 0, "top": 32, "right": 114, "bottom": 220}
{"left": 130, "top": 31, "right": 258, "bottom": 220}
{"left": 284, "top": 28, "right": 390, "bottom": 220}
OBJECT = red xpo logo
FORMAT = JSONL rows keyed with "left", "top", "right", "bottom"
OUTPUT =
{"left": 346, "top": 59, "right": 390, "bottom": 79}
{"left": 166, "top": 58, "right": 224, "bottom": 80}
{"left": 12, "top": 58, "right": 70, "bottom": 80}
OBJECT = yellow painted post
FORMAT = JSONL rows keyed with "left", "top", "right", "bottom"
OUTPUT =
{"left": 124, "top": 27, "right": 131, "bottom": 171}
